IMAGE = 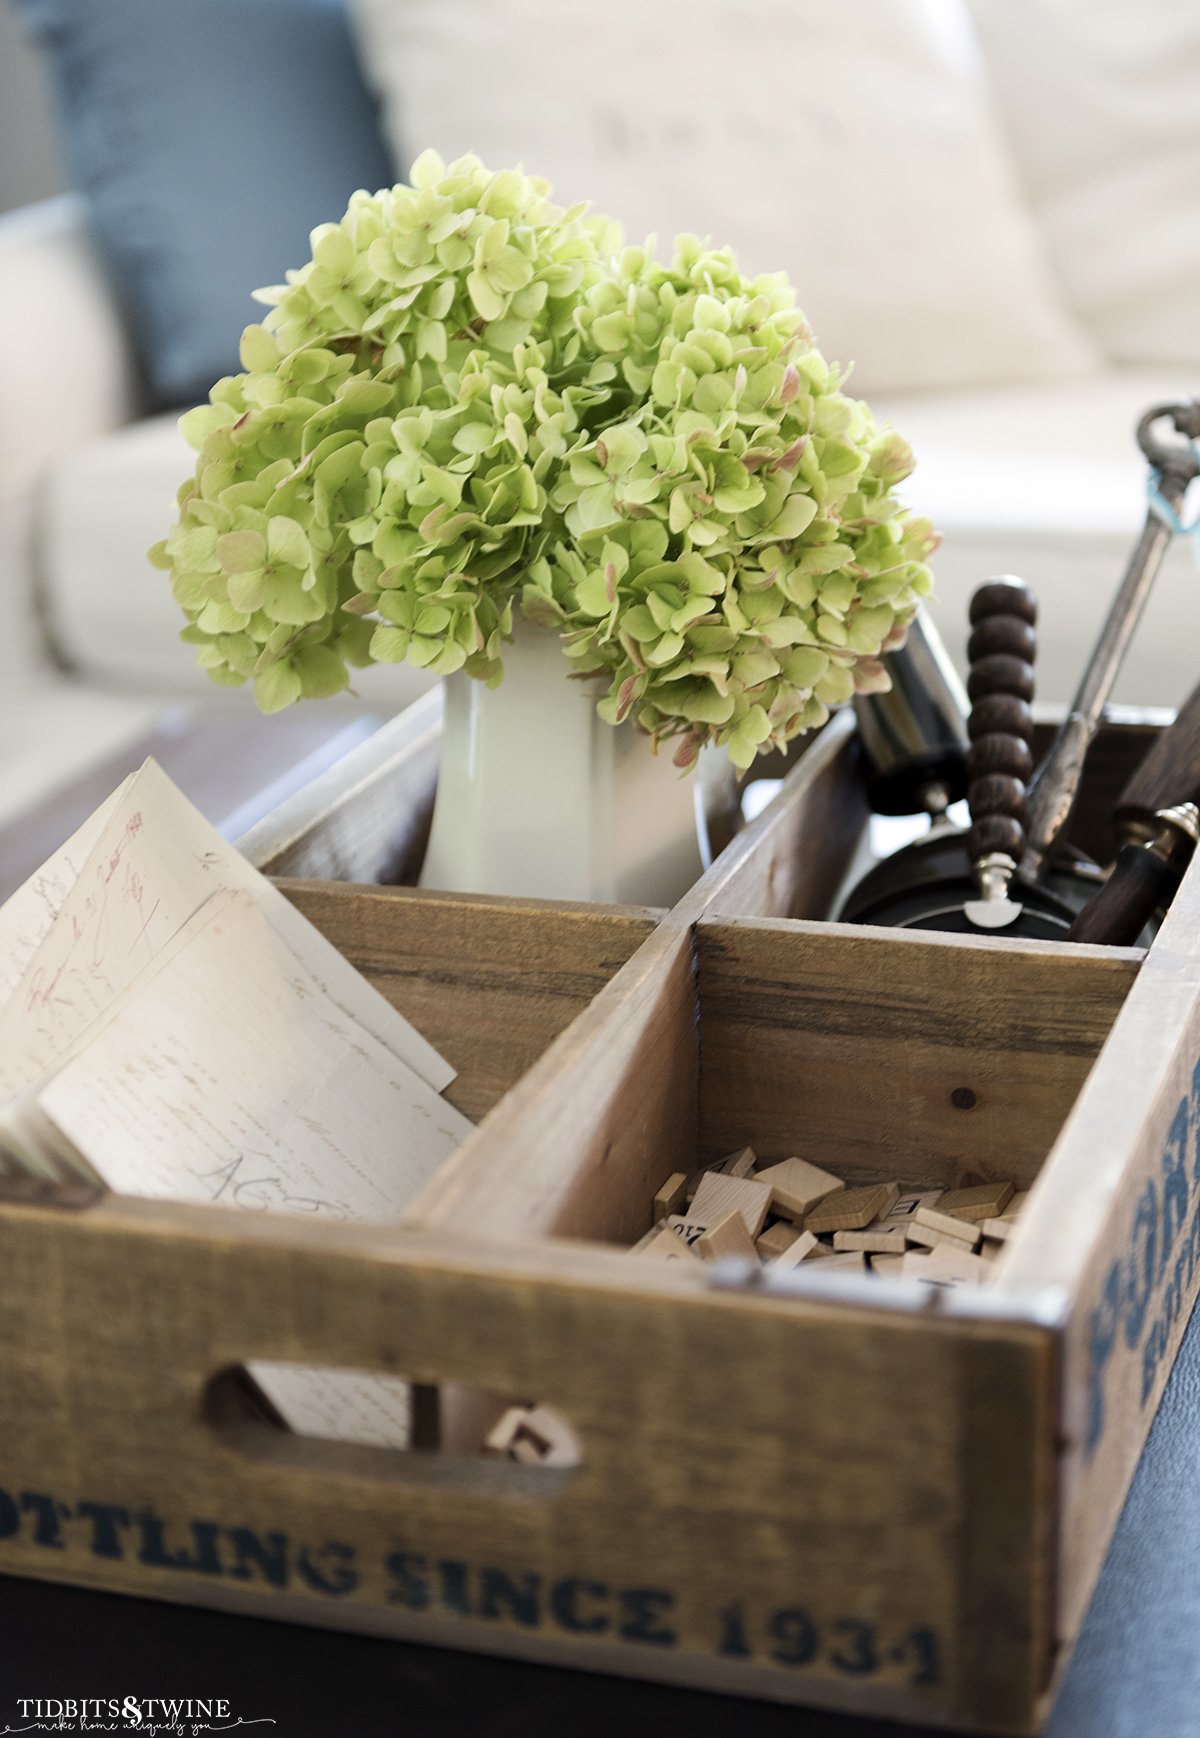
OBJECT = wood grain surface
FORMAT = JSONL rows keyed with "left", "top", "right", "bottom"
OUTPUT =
{"left": 999, "top": 840, "right": 1200, "bottom": 1661}
{"left": 695, "top": 917, "right": 1142, "bottom": 1187}
{"left": 0, "top": 1191, "right": 1057, "bottom": 1733}
{"left": 407, "top": 919, "right": 697, "bottom": 1244}
{"left": 242, "top": 690, "right": 441, "bottom": 885}
{"left": 279, "top": 881, "right": 658, "bottom": 1123}
{"left": 1113, "top": 681, "right": 1200, "bottom": 833}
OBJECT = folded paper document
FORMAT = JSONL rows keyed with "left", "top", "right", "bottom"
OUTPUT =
{"left": 0, "top": 760, "right": 473, "bottom": 1447}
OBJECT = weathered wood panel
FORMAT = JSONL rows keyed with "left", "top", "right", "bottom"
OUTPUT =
{"left": 407, "top": 921, "right": 697, "bottom": 1245}
{"left": 241, "top": 689, "right": 442, "bottom": 885}
{"left": 280, "top": 882, "right": 657, "bottom": 1123}
{"left": 0, "top": 1193, "right": 1056, "bottom": 1734}
{"left": 999, "top": 845, "right": 1200, "bottom": 1654}
{"left": 696, "top": 917, "right": 1142, "bottom": 1188}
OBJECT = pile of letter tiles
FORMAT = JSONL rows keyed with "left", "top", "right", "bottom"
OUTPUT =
{"left": 483, "top": 1154, "right": 1025, "bottom": 1465}
{"left": 630, "top": 1151, "right": 1025, "bottom": 1289}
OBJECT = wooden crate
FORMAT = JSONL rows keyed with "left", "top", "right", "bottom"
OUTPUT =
{"left": 0, "top": 706, "right": 1195, "bottom": 1736}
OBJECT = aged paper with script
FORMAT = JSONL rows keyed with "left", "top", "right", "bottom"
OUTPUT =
{"left": 0, "top": 759, "right": 453, "bottom": 1100}
{"left": 25, "top": 890, "right": 474, "bottom": 1446}
{"left": 0, "top": 889, "right": 246, "bottom": 1181}
{"left": 0, "top": 778, "right": 133, "bottom": 1012}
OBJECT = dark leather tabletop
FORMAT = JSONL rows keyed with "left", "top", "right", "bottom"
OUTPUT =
{"left": 3, "top": 1299, "right": 1199, "bottom": 1738}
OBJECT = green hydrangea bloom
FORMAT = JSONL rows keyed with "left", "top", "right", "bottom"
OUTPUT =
{"left": 150, "top": 151, "right": 619, "bottom": 708}
{"left": 153, "top": 155, "right": 935, "bottom": 768}
{"left": 530, "top": 237, "right": 936, "bottom": 767}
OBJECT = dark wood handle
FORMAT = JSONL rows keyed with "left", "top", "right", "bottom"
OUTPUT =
{"left": 1067, "top": 843, "right": 1182, "bottom": 946}
{"left": 1115, "top": 681, "right": 1200, "bottom": 837}
{"left": 966, "top": 732, "right": 1034, "bottom": 781}
{"left": 967, "top": 694, "right": 1035, "bottom": 742}
{"left": 966, "top": 615, "right": 1036, "bottom": 664}
{"left": 965, "top": 579, "right": 1038, "bottom": 867}
{"left": 969, "top": 581, "right": 1038, "bottom": 628}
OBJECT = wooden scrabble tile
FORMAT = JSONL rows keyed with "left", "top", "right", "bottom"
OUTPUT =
{"left": 518, "top": 1404, "right": 581, "bottom": 1464}
{"left": 806, "top": 1181, "right": 900, "bottom": 1234}
{"left": 901, "top": 1255, "right": 961, "bottom": 1294}
{"left": 981, "top": 1216, "right": 1016, "bottom": 1243}
{"left": 833, "top": 1227, "right": 908, "bottom": 1254}
{"left": 678, "top": 1160, "right": 733, "bottom": 1202}
{"left": 629, "top": 1224, "right": 665, "bottom": 1254}
{"left": 653, "top": 1171, "right": 689, "bottom": 1223}
{"left": 484, "top": 1406, "right": 530, "bottom": 1456}
{"left": 908, "top": 1221, "right": 982, "bottom": 1254}
{"left": 881, "top": 1188, "right": 944, "bottom": 1224}
{"left": 697, "top": 1209, "right": 759, "bottom": 1261}
{"left": 756, "top": 1221, "right": 802, "bottom": 1260}
{"left": 939, "top": 1181, "right": 1015, "bottom": 1224}
{"left": 981, "top": 1190, "right": 1030, "bottom": 1240}
{"left": 754, "top": 1157, "right": 844, "bottom": 1222}
{"left": 517, "top": 1405, "right": 560, "bottom": 1451}
{"left": 902, "top": 1244, "right": 989, "bottom": 1287}
{"left": 868, "top": 1253, "right": 906, "bottom": 1277}
{"left": 769, "top": 1230, "right": 821, "bottom": 1271}
{"left": 814, "top": 1251, "right": 868, "bottom": 1273}
{"left": 913, "top": 1204, "right": 982, "bottom": 1245}
{"left": 665, "top": 1214, "right": 708, "bottom": 1249}
{"left": 637, "top": 1226, "right": 702, "bottom": 1262}
{"left": 721, "top": 1146, "right": 758, "bottom": 1178}
{"left": 690, "top": 1171, "right": 773, "bottom": 1239}
{"left": 510, "top": 1436, "right": 545, "bottom": 1464}
{"left": 937, "top": 1245, "right": 990, "bottom": 1282}
{"left": 482, "top": 1404, "right": 580, "bottom": 1468}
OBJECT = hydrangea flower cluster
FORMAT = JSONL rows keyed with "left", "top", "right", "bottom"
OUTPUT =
{"left": 530, "top": 238, "right": 936, "bottom": 766}
{"left": 153, "top": 152, "right": 935, "bottom": 767}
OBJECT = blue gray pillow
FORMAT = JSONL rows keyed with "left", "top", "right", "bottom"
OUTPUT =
{"left": 14, "top": 0, "right": 396, "bottom": 408}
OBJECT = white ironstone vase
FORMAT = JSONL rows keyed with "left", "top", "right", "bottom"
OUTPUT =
{"left": 418, "top": 621, "right": 711, "bottom": 906}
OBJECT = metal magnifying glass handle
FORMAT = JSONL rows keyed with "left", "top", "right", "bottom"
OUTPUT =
{"left": 1022, "top": 399, "right": 1200, "bottom": 884}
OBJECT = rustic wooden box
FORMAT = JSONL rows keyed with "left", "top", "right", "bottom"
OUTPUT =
{"left": 0, "top": 703, "right": 1195, "bottom": 1736}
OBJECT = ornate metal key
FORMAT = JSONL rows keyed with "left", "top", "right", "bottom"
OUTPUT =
{"left": 1021, "top": 398, "right": 1200, "bottom": 883}
{"left": 839, "top": 398, "right": 1200, "bottom": 938}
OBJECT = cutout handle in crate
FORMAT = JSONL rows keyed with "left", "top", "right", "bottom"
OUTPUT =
{"left": 0, "top": 1182, "right": 1057, "bottom": 1734}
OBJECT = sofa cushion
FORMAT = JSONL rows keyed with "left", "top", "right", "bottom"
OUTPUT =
{"left": 970, "top": 0, "right": 1200, "bottom": 368}
{"left": 14, "top": 0, "right": 394, "bottom": 410}
{"left": 37, "top": 413, "right": 432, "bottom": 712}
{"left": 0, "top": 197, "right": 145, "bottom": 688}
{"left": 878, "top": 371, "right": 1200, "bottom": 710}
{"left": 351, "top": 0, "right": 1100, "bottom": 399}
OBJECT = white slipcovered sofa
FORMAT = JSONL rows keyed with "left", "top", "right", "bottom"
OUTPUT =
{"left": 3, "top": 0, "right": 1199, "bottom": 826}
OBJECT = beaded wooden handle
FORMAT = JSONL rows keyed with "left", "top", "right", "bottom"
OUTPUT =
{"left": 965, "top": 579, "right": 1038, "bottom": 868}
